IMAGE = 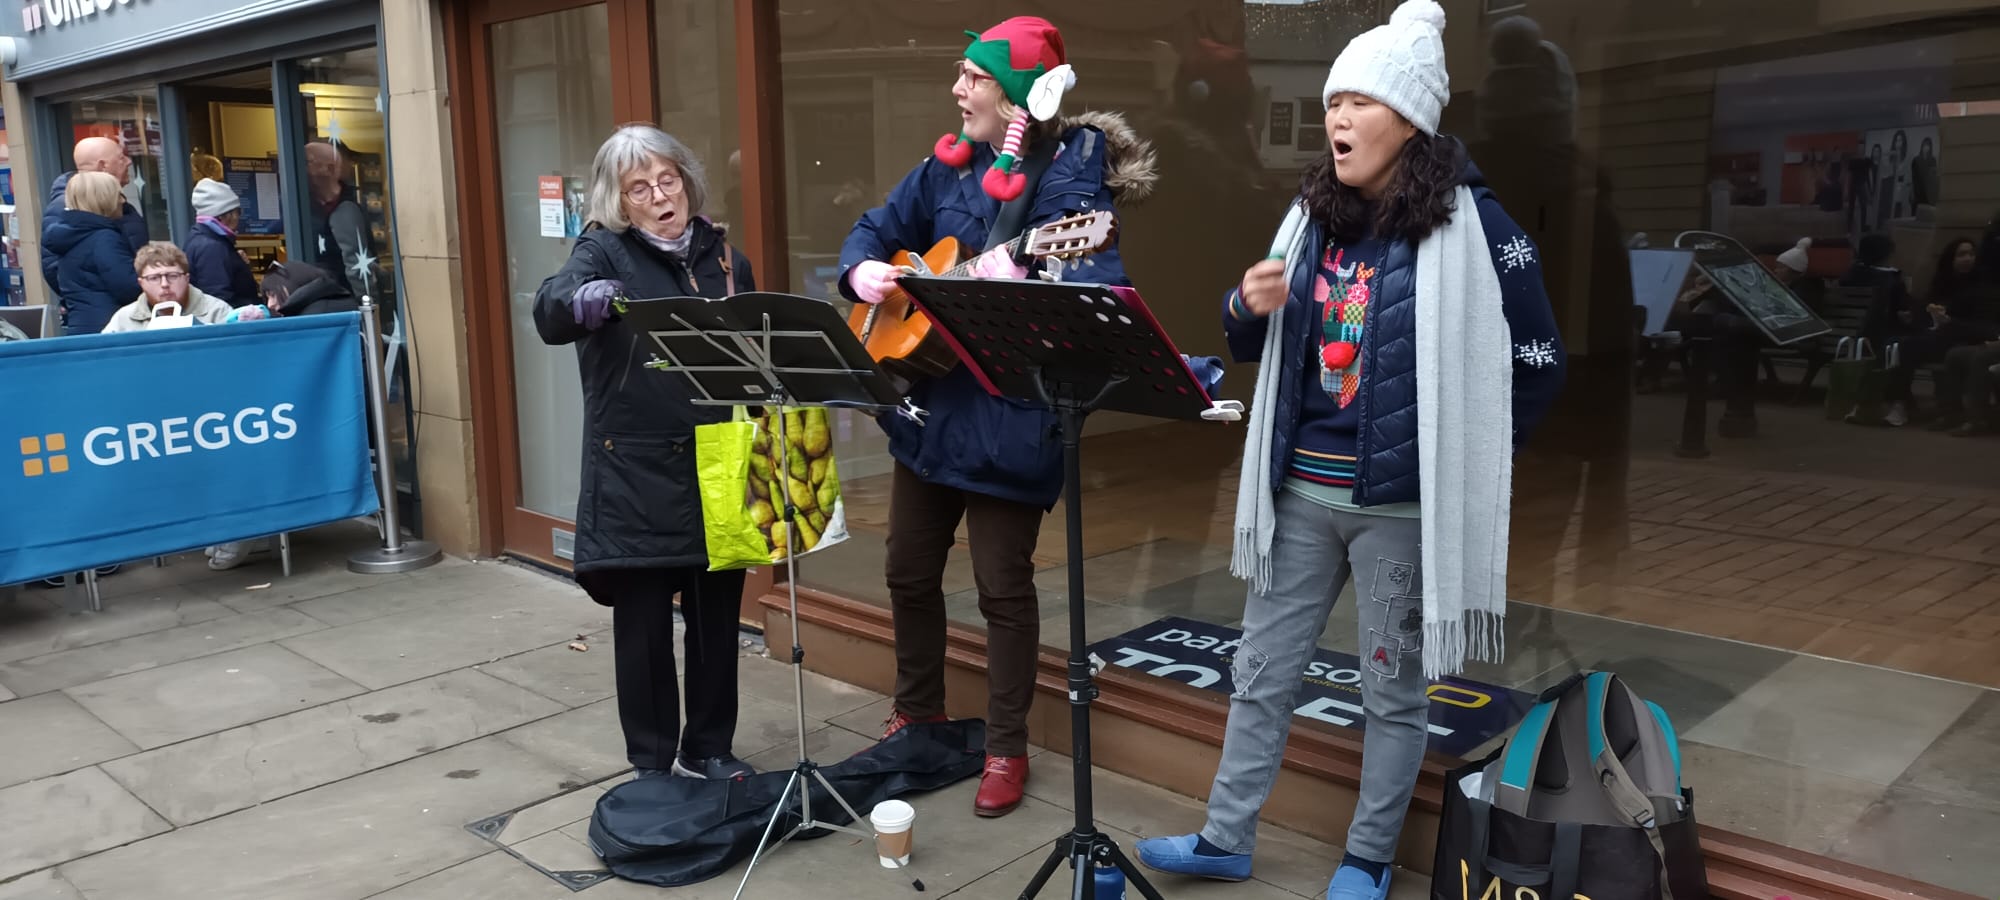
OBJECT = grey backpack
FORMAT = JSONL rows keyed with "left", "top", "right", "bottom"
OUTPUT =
{"left": 1433, "top": 671, "right": 1708, "bottom": 900}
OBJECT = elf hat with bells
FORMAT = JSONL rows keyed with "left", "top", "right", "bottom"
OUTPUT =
{"left": 935, "top": 16, "right": 1077, "bottom": 202}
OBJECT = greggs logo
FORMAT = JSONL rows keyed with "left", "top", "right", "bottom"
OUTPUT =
{"left": 1458, "top": 861, "right": 1592, "bottom": 900}
{"left": 15, "top": 404, "right": 299, "bottom": 477}
{"left": 18, "top": 433, "right": 70, "bottom": 477}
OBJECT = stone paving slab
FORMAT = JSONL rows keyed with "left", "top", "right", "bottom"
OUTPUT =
{"left": 0, "top": 607, "right": 325, "bottom": 697}
{"left": 477, "top": 629, "right": 619, "bottom": 708}
{"left": 0, "top": 870, "right": 85, "bottom": 900}
{"left": 0, "top": 692, "right": 139, "bottom": 789}
{"left": 279, "top": 588, "right": 612, "bottom": 691}
{"left": 59, "top": 737, "right": 590, "bottom": 900}
{"left": 0, "top": 767, "right": 170, "bottom": 883}
{"left": 65, "top": 642, "right": 366, "bottom": 750}
{"left": 0, "top": 587, "right": 233, "bottom": 666}
{"left": 102, "top": 668, "right": 564, "bottom": 825}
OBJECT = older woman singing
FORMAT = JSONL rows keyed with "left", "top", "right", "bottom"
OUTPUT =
{"left": 534, "top": 125, "right": 757, "bottom": 781}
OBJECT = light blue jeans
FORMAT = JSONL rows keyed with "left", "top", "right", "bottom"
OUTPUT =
{"left": 1199, "top": 490, "right": 1431, "bottom": 864}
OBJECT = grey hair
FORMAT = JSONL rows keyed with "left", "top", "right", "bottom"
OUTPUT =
{"left": 583, "top": 124, "right": 708, "bottom": 232}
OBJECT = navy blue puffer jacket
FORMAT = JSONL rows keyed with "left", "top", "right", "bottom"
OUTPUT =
{"left": 1221, "top": 157, "right": 1567, "bottom": 506}
{"left": 43, "top": 209, "right": 143, "bottom": 336}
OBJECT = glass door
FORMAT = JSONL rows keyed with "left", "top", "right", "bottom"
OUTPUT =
{"left": 464, "top": 0, "right": 655, "bottom": 565}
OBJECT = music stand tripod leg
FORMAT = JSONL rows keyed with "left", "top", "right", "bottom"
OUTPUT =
{"left": 1013, "top": 378, "right": 1164, "bottom": 900}
{"left": 732, "top": 398, "right": 875, "bottom": 900}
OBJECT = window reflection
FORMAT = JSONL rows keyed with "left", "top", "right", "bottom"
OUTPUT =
{"left": 778, "top": 3, "right": 2000, "bottom": 891}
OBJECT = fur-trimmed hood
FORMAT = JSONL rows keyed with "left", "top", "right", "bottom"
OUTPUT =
{"left": 1059, "top": 110, "right": 1158, "bottom": 205}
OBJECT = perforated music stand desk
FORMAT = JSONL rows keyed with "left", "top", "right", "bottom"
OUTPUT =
{"left": 898, "top": 274, "right": 1235, "bottom": 900}
{"left": 619, "top": 291, "right": 902, "bottom": 411}
{"left": 620, "top": 291, "right": 900, "bottom": 900}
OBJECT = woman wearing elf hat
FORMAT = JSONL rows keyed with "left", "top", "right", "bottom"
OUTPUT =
{"left": 1135, "top": 2, "right": 1564, "bottom": 897}
{"left": 839, "top": 15, "right": 1154, "bottom": 818}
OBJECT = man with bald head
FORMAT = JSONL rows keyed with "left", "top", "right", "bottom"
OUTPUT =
{"left": 305, "top": 140, "right": 373, "bottom": 295}
{"left": 42, "top": 136, "right": 149, "bottom": 296}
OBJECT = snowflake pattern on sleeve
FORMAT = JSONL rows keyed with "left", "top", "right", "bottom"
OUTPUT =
{"left": 1496, "top": 235, "right": 1536, "bottom": 272}
{"left": 1515, "top": 338, "right": 1559, "bottom": 368}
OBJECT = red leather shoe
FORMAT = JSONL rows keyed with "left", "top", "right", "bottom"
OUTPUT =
{"left": 974, "top": 755, "right": 1029, "bottom": 817}
{"left": 880, "top": 709, "right": 948, "bottom": 741}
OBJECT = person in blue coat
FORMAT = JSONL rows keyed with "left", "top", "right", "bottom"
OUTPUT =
{"left": 838, "top": 15, "right": 1155, "bottom": 818}
{"left": 41, "top": 136, "right": 149, "bottom": 296}
{"left": 184, "top": 178, "right": 262, "bottom": 307}
{"left": 42, "top": 172, "right": 144, "bottom": 336}
{"left": 1136, "top": 4, "right": 1564, "bottom": 899}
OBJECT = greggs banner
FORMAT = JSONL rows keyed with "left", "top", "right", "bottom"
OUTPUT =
{"left": 0, "top": 314, "right": 378, "bottom": 585}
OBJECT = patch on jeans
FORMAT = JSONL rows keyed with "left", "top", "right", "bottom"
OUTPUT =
{"left": 1229, "top": 639, "right": 1269, "bottom": 701}
{"left": 1366, "top": 628, "right": 1415, "bottom": 678}
{"left": 1369, "top": 558, "right": 1420, "bottom": 606}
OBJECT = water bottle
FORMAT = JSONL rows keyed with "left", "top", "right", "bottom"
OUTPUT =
{"left": 1093, "top": 861, "right": 1125, "bottom": 900}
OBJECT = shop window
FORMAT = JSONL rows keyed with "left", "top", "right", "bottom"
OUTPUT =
{"left": 177, "top": 67, "right": 290, "bottom": 286}
{"left": 49, "top": 90, "right": 172, "bottom": 242}
{"left": 774, "top": 0, "right": 2000, "bottom": 892}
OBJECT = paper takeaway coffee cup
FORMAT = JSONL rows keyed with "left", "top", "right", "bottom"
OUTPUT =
{"left": 870, "top": 799, "right": 916, "bottom": 868}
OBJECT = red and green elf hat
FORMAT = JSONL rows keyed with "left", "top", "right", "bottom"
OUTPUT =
{"left": 934, "top": 16, "right": 1077, "bottom": 202}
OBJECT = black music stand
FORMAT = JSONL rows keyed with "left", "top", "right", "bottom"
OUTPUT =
{"left": 897, "top": 275, "right": 1240, "bottom": 900}
{"left": 620, "top": 291, "right": 904, "bottom": 900}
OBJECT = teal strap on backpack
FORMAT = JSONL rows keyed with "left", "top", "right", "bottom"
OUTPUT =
{"left": 1585, "top": 671, "right": 1678, "bottom": 900}
{"left": 1647, "top": 700, "right": 1683, "bottom": 793}
{"left": 1494, "top": 697, "right": 1556, "bottom": 816}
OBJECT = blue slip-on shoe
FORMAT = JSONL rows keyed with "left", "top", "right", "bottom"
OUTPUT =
{"left": 1134, "top": 833, "right": 1252, "bottom": 882}
{"left": 1325, "top": 862, "right": 1392, "bottom": 900}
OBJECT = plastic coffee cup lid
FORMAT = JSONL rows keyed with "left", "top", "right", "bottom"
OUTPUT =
{"left": 870, "top": 799, "right": 916, "bottom": 830}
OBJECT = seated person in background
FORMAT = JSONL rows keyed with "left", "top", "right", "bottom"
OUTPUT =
{"left": 225, "top": 262, "right": 361, "bottom": 323}
{"left": 1774, "top": 238, "right": 1825, "bottom": 312}
{"left": 1886, "top": 239, "right": 2000, "bottom": 426}
{"left": 1842, "top": 232, "right": 1920, "bottom": 425}
{"left": 100, "top": 242, "right": 234, "bottom": 334}
{"left": 184, "top": 179, "right": 261, "bottom": 308}
{"left": 1933, "top": 340, "right": 2000, "bottom": 437}
{"left": 1922, "top": 237, "right": 2000, "bottom": 343}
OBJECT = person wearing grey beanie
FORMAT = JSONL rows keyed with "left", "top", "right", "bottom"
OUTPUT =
{"left": 1137, "top": 2, "right": 1566, "bottom": 898}
{"left": 183, "top": 178, "right": 260, "bottom": 307}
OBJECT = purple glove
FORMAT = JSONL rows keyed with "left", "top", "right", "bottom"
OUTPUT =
{"left": 571, "top": 279, "right": 623, "bottom": 330}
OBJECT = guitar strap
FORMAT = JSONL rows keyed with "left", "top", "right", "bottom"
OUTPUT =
{"left": 984, "top": 139, "right": 1059, "bottom": 255}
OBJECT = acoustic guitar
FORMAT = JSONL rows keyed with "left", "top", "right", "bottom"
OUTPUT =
{"left": 847, "top": 210, "right": 1118, "bottom": 381}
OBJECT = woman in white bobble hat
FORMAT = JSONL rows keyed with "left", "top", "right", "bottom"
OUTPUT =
{"left": 1136, "top": 2, "right": 1565, "bottom": 897}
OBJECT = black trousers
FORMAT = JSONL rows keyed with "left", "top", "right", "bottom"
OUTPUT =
{"left": 593, "top": 566, "right": 747, "bottom": 769}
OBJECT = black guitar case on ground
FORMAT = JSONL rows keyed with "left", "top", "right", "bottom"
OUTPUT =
{"left": 586, "top": 718, "right": 987, "bottom": 887}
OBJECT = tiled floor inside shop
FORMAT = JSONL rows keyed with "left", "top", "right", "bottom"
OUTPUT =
{"left": 808, "top": 393, "right": 2000, "bottom": 893}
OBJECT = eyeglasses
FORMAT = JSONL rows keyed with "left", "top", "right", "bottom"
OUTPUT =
{"left": 140, "top": 271, "right": 188, "bottom": 285}
{"left": 624, "top": 175, "right": 683, "bottom": 203}
{"left": 953, "top": 61, "right": 996, "bottom": 88}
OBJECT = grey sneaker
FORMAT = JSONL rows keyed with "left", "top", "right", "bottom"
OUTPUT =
{"left": 672, "top": 755, "right": 754, "bottom": 781}
{"left": 632, "top": 766, "right": 672, "bottom": 780}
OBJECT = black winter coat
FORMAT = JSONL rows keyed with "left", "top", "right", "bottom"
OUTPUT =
{"left": 184, "top": 222, "right": 262, "bottom": 308}
{"left": 43, "top": 209, "right": 142, "bottom": 335}
{"left": 532, "top": 219, "right": 754, "bottom": 601}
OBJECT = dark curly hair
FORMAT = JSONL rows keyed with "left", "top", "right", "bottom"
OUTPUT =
{"left": 1300, "top": 132, "right": 1464, "bottom": 244}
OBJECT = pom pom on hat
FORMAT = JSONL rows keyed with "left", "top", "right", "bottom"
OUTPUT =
{"left": 1390, "top": 0, "right": 1446, "bottom": 30}
{"left": 1321, "top": 0, "right": 1451, "bottom": 135}
{"left": 935, "top": 132, "right": 974, "bottom": 168}
{"left": 1776, "top": 238, "right": 1813, "bottom": 274}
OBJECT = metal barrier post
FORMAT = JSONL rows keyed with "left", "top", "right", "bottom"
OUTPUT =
{"left": 349, "top": 296, "right": 442, "bottom": 575}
